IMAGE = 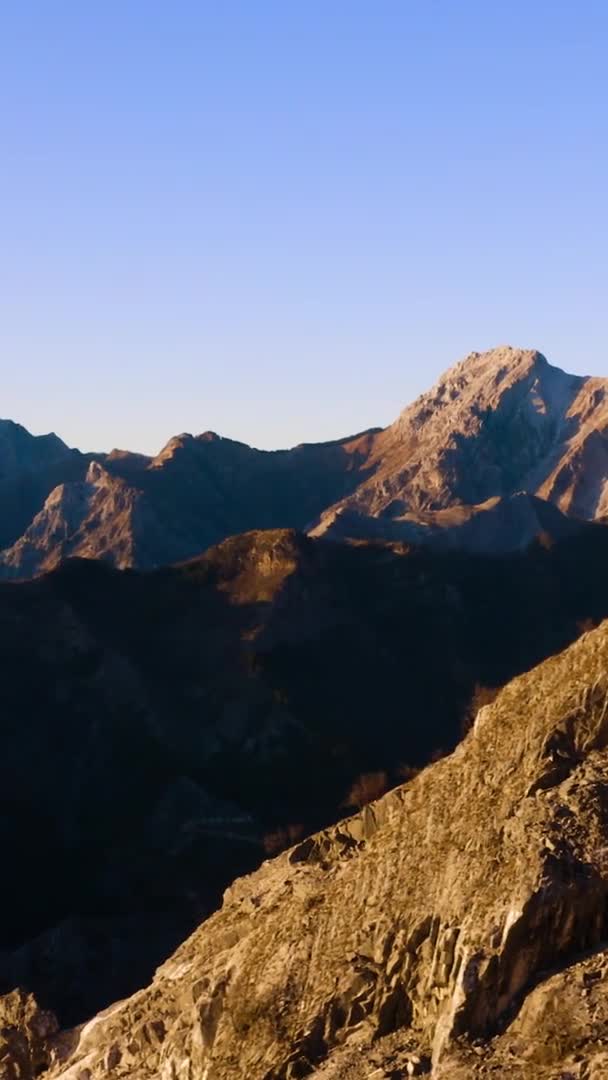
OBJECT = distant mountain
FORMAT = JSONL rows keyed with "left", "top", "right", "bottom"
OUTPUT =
{"left": 3, "top": 525, "right": 608, "bottom": 1023}
{"left": 22, "top": 610, "right": 608, "bottom": 1079}
{"left": 313, "top": 345, "right": 608, "bottom": 540}
{"left": 3, "top": 345, "right": 608, "bottom": 574}
{"left": 0, "top": 419, "right": 91, "bottom": 550}
{"left": 0, "top": 428, "right": 379, "bottom": 577}
{"left": 310, "top": 491, "right": 583, "bottom": 553}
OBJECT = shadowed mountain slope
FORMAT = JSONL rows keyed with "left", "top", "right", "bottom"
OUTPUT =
{"left": 0, "top": 428, "right": 379, "bottom": 577}
{"left": 0, "top": 420, "right": 92, "bottom": 550}
{"left": 3, "top": 526, "right": 608, "bottom": 1024}
{"left": 18, "top": 614, "right": 608, "bottom": 1079}
{"left": 310, "top": 491, "right": 583, "bottom": 553}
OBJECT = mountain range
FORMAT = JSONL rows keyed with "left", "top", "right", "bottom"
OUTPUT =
{"left": 6, "top": 345, "right": 608, "bottom": 1077}
{"left": 4, "top": 519, "right": 608, "bottom": 1026}
{"left": 3, "top": 345, "right": 608, "bottom": 577}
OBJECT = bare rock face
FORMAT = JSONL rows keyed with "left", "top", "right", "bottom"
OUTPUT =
{"left": 0, "top": 420, "right": 89, "bottom": 552}
{"left": 7, "top": 525, "right": 608, "bottom": 1028}
{"left": 0, "top": 461, "right": 184, "bottom": 577}
{"left": 0, "top": 990, "right": 57, "bottom": 1079}
{"left": 0, "top": 428, "right": 380, "bottom": 578}
{"left": 314, "top": 345, "right": 608, "bottom": 542}
{"left": 375, "top": 346, "right": 579, "bottom": 511}
{"left": 33, "top": 620, "right": 608, "bottom": 1078}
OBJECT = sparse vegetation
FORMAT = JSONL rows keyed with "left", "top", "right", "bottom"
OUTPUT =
{"left": 536, "top": 529, "right": 555, "bottom": 550}
{"left": 395, "top": 762, "right": 421, "bottom": 782}
{"left": 342, "top": 770, "right": 390, "bottom": 809}
{"left": 460, "top": 682, "right": 500, "bottom": 737}
{"left": 263, "top": 823, "right": 306, "bottom": 856}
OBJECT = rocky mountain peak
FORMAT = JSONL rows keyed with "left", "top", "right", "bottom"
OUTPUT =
{"left": 150, "top": 433, "right": 197, "bottom": 468}
{"left": 311, "top": 346, "right": 595, "bottom": 536}
{"left": 0, "top": 420, "right": 72, "bottom": 473}
{"left": 1, "top": 345, "right": 608, "bottom": 576}
{"left": 432, "top": 344, "right": 544, "bottom": 387}
{"left": 196, "top": 430, "right": 222, "bottom": 443}
{"left": 455, "top": 343, "right": 546, "bottom": 372}
{"left": 395, "top": 346, "right": 568, "bottom": 432}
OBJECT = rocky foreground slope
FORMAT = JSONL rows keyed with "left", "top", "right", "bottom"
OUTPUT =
{"left": 5, "top": 345, "right": 608, "bottom": 574}
{"left": 7, "top": 616, "right": 608, "bottom": 1078}
{"left": 7, "top": 525, "right": 608, "bottom": 1027}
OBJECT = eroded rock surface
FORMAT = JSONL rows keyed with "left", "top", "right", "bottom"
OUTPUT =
{"left": 0, "top": 990, "right": 57, "bottom": 1080}
{"left": 32, "top": 619, "right": 608, "bottom": 1078}
{"left": 314, "top": 346, "right": 608, "bottom": 543}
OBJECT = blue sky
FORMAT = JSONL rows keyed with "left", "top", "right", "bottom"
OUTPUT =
{"left": 1, "top": 1, "right": 606, "bottom": 453}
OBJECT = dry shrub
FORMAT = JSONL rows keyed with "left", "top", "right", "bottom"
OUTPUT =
{"left": 429, "top": 746, "right": 449, "bottom": 763}
{"left": 342, "top": 770, "right": 390, "bottom": 810}
{"left": 395, "top": 763, "right": 421, "bottom": 782}
{"left": 461, "top": 682, "right": 500, "bottom": 737}
{"left": 536, "top": 530, "right": 555, "bottom": 550}
{"left": 263, "top": 822, "right": 306, "bottom": 856}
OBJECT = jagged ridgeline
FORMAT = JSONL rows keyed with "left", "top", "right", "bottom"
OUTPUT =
{"left": 9, "top": 617, "right": 608, "bottom": 1077}
{"left": 5, "top": 346, "right": 608, "bottom": 1077}
{"left": 4, "top": 346, "right": 608, "bottom": 574}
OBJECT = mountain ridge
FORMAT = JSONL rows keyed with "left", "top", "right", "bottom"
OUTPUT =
{"left": 2, "top": 345, "right": 608, "bottom": 575}
{"left": 312, "top": 345, "right": 604, "bottom": 535}
{"left": 5, "top": 348, "right": 608, "bottom": 1073}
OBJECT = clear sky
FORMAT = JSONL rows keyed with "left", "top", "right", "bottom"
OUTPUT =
{"left": 1, "top": 1, "right": 607, "bottom": 454}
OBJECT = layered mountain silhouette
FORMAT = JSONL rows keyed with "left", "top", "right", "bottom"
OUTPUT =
{"left": 0, "top": 427, "right": 380, "bottom": 577}
{"left": 5, "top": 346, "right": 608, "bottom": 1076}
{"left": 3, "top": 346, "right": 608, "bottom": 576}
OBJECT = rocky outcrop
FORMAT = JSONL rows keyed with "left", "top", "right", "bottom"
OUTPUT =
{"left": 0, "top": 990, "right": 57, "bottom": 1080}
{"left": 26, "top": 619, "right": 608, "bottom": 1078}
{"left": 434, "top": 946, "right": 608, "bottom": 1077}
